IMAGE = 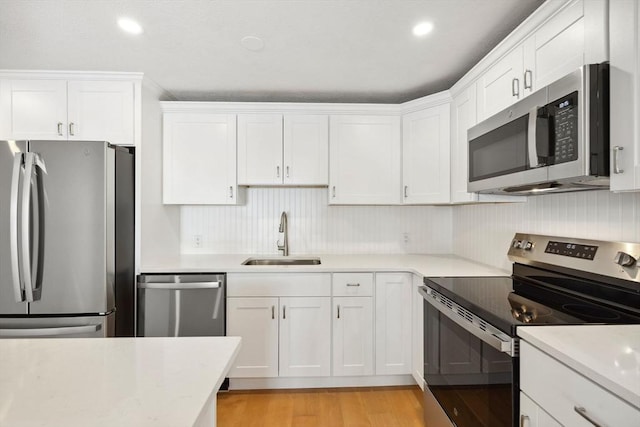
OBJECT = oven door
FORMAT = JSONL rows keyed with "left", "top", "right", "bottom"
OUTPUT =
{"left": 421, "top": 286, "right": 517, "bottom": 427}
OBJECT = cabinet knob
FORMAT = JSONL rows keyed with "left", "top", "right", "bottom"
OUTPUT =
{"left": 613, "top": 146, "right": 624, "bottom": 174}
{"left": 229, "top": 186, "right": 233, "bottom": 199}
{"left": 286, "top": 166, "right": 290, "bottom": 178}
{"left": 277, "top": 166, "right": 280, "bottom": 178}
{"left": 69, "top": 122, "right": 75, "bottom": 136}
{"left": 404, "top": 185, "right": 408, "bottom": 198}
{"left": 332, "top": 186, "right": 336, "bottom": 198}
{"left": 57, "top": 122, "right": 64, "bottom": 136}
{"left": 512, "top": 78, "right": 520, "bottom": 98}
{"left": 523, "top": 70, "right": 533, "bottom": 90}
{"left": 519, "top": 414, "right": 529, "bottom": 427}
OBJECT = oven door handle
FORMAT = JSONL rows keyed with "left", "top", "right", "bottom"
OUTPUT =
{"left": 423, "top": 290, "right": 513, "bottom": 354}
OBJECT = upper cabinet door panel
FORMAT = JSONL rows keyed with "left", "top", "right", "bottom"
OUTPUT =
{"left": 67, "top": 80, "right": 135, "bottom": 145}
{"left": 237, "top": 114, "right": 283, "bottom": 185}
{"left": 0, "top": 79, "right": 67, "bottom": 140}
{"left": 163, "top": 113, "right": 238, "bottom": 205}
{"left": 476, "top": 47, "right": 523, "bottom": 122}
{"left": 329, "top": 115, "right": 401, "bottom": 205}
{"left": 402, "top": 104, "right": 450, "bottom": 204}
{"left": 283, "top": 114, "right": 328, "bottom": 185}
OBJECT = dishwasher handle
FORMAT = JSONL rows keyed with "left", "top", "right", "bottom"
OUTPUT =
{"left": 138, "top": 281, "right": 221, "bottom": 290}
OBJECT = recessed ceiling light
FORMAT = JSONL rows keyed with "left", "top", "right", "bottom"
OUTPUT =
{"left": 413, "top": 22, "right": 434, "bottom": 37}
{"left": 118, "top": 17, "right": 143, "bottom": 35}
{"left": 241, "top": 36, "right": 265, "bottom": 52}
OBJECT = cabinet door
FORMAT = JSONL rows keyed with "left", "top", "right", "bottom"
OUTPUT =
{"left": 67, "top": 80, "right": 135, "bottom": 145}
{"left": 476, "top": 47, "right": 524, "bottom": 122}
{"left": 227, "top": 297, "right": 279, "bottom": 378}
{"left": 610, "top": 0, "right": 640, "bottom": 191}
{"left": 402, "top": 104, "right": 450, "bottom": 204}
{"left": 375, "top": 273, "right": 412, "bottom": 375}
{"left": 279, "top": 296, "right": 331, "bottom": 377}
{"left": 450, "top": 85, "right": 478, "bottom": 203}
{"left": 163, "top": 113, "right": 239, "bottom": 204}
{"left": 333, "top": 296, "right": 374, "bottom": 376}
{"left": 329, "top": 115, "right": 401, "bottom": 205}
{"left": 237, "top": 114, "right": 283, "bottom": 185}
{"left": 411, "top": 275, "right": 424, "bottom": 387}
{"left": 0, "top": 79, "right": 67, "bottom": 140}
{"left": 283, "top": 114, "right": 328, "bottom": 185}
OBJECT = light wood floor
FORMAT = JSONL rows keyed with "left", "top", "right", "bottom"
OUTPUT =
{"left": 217, "top": 386, "right": 424, "bottom": 427}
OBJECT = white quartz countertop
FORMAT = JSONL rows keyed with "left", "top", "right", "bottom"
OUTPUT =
{"left": 141, "top": 254, "right": 508, "bottom": 277}
{"left": 0, "top": 337, "right": 241, "bottom": 427}
{"left": 518, "top": 325, "right": 640, "bottom": 409}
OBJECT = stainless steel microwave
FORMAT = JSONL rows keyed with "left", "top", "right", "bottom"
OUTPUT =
{"left": 467, "top": 63, "right": 609, "bottom": 195}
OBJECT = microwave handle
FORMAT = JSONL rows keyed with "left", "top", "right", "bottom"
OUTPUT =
{"left": 528, "top": 107, "right": 540, "bottom": 168}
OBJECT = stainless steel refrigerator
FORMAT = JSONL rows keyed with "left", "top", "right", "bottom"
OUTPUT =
{"left": 0, "top": 140, "right": 135, "bottom": 338}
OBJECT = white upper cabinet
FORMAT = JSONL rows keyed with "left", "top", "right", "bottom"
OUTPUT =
{"left": 283, "top": 114, "right": 329, "bottom": 185}
{"left": 610, "top": 0, "right": 640, "bottom": 192}
{"left": 402, "top": 103, "right": 451, "bottom": 204}
{"left": 476, "top": 0, "right": 607, "bottom": 122}
{"left": 477, "top": 47, "right": 524, "bottom": 122}
{"left": 163, "top": 113, "right": 240, "bottom": 205}
{"left": 67, "top": 80, "right": 135, "bottom": 144}
{"left": 0, "top": 75, "right": 139, "bottom": 145}
{"left": 237, "top": 114, "right": 284, "bottom": 185}
{"left": 450, "top": 84, "right": 478, "bottom": 204}
{"left": 237, "top": 113, "right": 329, "bottom": 186}
{"left": 329, "top": 115, "right": 401, "bottom": 205}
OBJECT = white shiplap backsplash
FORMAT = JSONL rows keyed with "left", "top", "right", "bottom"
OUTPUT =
{"left": 181, "top": 187, "right": 453, "bottom": 254}
{"left": 453, "top": 190, "right": 640, "bottom": 271}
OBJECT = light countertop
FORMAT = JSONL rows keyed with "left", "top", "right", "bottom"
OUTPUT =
{"left": 0, "top": 337, "right": 241, "bottom": 427}
{"left": 518, "top": 325, "right": 640, "bottom": 409}
{"left": 141, "top": 253, "right": 508, "bottom": 277}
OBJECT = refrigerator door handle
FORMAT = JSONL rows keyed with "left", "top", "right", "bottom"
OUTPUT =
{"left": 10, "top": 153, "right": 25, "bottom": 302}
{"left": 21, "top": 153, "right": 35, "bottom": 302}
{"left": 31, "top": 154, "right": 46, "bottom": 301}
{"left": 0, "top": 324, "right": 102, "bottom": 337}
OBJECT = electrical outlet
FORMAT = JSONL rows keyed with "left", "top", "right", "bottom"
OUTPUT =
{"left": 403, "top": 232, "right": 410, "bottom": 244}
{"left": 193, "top": 235, "right": 202, "bottom": 248}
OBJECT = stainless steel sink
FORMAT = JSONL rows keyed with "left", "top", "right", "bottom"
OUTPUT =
{"left": 241, "top": 257, "right": 321, "bottom": 266}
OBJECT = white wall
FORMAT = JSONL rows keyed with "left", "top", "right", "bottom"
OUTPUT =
{"left": 453, "top": 190, "right": 640, "bottom": 271}
{"left": 181, "top": 187, "right": 453, "bottom": 255}
{"left": 140, "top": 82, "right": 181, "bottom": 265}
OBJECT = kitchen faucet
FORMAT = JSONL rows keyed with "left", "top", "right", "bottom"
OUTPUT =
{"left": 277, "top": 211, "right": 289, "bottom": 256}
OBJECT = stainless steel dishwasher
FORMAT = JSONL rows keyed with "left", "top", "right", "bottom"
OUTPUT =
{"left": 137, "top": 273, "right": 225, "bottom": 337}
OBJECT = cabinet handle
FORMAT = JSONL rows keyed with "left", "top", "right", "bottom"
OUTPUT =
{"left": 271, "top": 305, "right": 275, "bottom": 320}
{"left": 613, "top": 146, "right": 624, "bottom": 174}
{"left": 404, "top": 185, "right": 408, "bottom": 198}
{"left": 277, "top": 166, "right": 280, "bottom": 178}
{"left": 519, "top": 414, "right": 529, "bottom": 427}
{"left": 346, "top": 283, "right": 360, "bottom": 287}
{"left": 524, "top": 69, "right": 533, "bottom": 90}
{"left": 57, "top": 122, "right": 63, "bottom": 136}
{"left": 69, "top": 122, "right": 75, "bottom": 136}
{"left": 286, "top": 166, "right": 290, "bottom": 178}
{"left": 337, "top": 304, "right": 340, "bottom": 319}
{"left": 574, "top": 406, "right": 603, "bottom": 427}
{"left": 512, "top": 78, "right": 520, "bottom": 98}
{"left": 283, "top": 305, "right": 286, "bottom": 319}
{"left": 332, "top": 186, "right": 336, "bottom": 198}
{"left": 229, "top": 186, "right": 234, "bottom": 198}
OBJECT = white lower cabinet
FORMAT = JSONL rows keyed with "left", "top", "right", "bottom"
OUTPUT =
{"left": 520, "top": 341, "right": 640, "bottom": 427}
{"left": 332, "top": 296, "right": 374, "bottom": 376}
{"left": 520, "top": 392, "right": 562, "bottom": 427}
{"left": 226, "top": 297, "right": 279, "bottom": 378}
{"left": 411, "top": 274, "right": 424, "bottom": 387}
{"left": 279, "top": 296, "right": 331, "bottom": 377}
{"left": 375, "top": 273, "right": 412, "bottom": 375}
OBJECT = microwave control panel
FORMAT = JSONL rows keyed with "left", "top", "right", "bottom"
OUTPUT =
{"left": 550, "top": 91, "right": 579, "bottom": 164}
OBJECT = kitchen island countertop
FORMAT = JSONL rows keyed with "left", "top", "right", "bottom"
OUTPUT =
{"left": 518, "top": 325, "right": 640, "bottom": 410}
{"left": 141, "top": 253, "right": 508, "bottom": 277}
{"left": 0, "top": 336, "right": 241, "bottom": 427}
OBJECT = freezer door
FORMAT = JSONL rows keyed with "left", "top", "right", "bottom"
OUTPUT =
{"left": 28, "top": 141, "right": 114, "bottom": 315}
{"left": 0, "top": 141, "right": 28, "bottom": 315}
{"left": 0, "top": 313, "right": 112, "bottom": 338}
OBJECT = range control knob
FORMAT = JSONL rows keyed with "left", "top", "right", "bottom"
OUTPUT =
{"left": 614, "top": 251, "right": 637, "bottom": 267}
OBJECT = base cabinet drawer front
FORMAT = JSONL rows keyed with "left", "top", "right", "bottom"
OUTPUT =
{"left": 279, "top": 296, "right": 331, "bottom": 377}
{"left": 227, "top": 297, "right": 279, "bottom": 378}
{"left": 332, "top": 296, "right": 374, "bottom": 376}
{"left": 520, "top": 341, "right": 640, "bottom": 427}
{"left": 332, "top": 273, "right": 374, "bottom": 296}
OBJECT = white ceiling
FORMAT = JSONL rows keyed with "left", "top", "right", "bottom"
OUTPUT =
{"left": 0, "top": 0, "right": 544, "bottom": 103}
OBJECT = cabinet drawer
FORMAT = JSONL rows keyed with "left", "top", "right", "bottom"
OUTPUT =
{"left": 227, "top": 273, "right": 331, "bottom": 297}
{"left": 520, "top": 341, "right": 640, "bottom": 427}
{"left": 332, "top": 273, "right": 373, "bottom": 296}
